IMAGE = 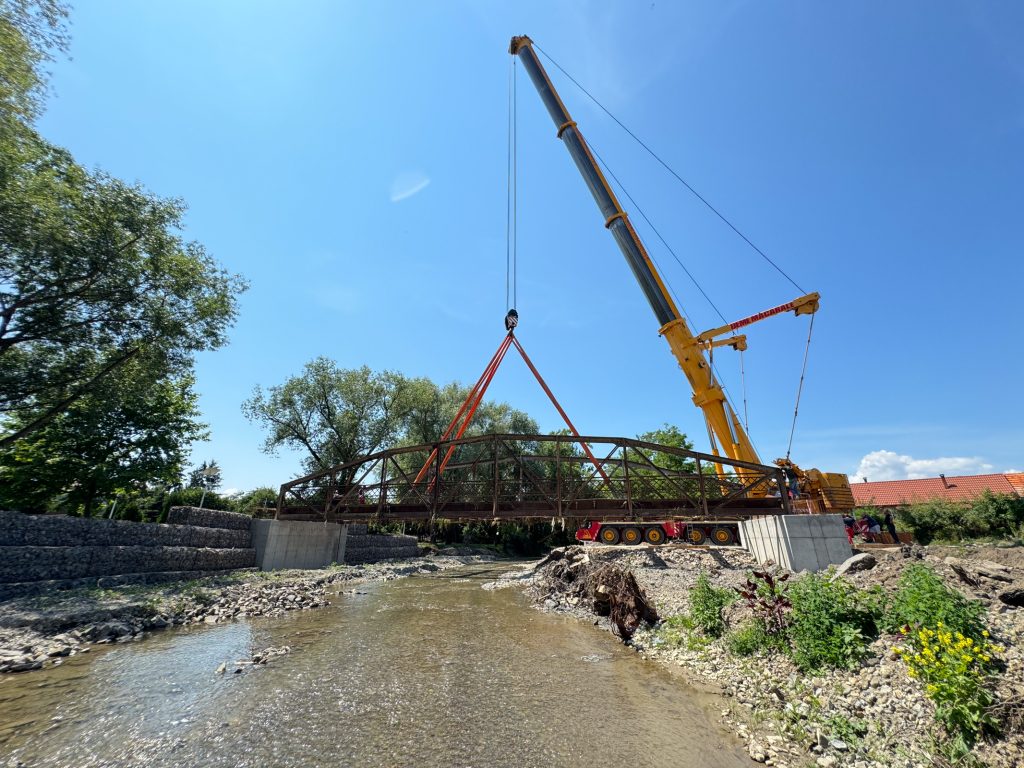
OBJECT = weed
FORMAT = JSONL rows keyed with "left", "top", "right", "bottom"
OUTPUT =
{"left": 896, "top": 624, "right": 1002, "bottom": 752}
{"left": 689, "top": 572, "right": 736, "bottom": 638}
{"left": 735, "top": 569, "right": 791, "bottom": 636}
{"left": 787, "top": 572, "right": 882, "bottom": 672}
{"left": 883, "top": 565, "right": 985, "bottom": 640}
{"left": 726, "top": 620, "right": 785, "bottom": 656}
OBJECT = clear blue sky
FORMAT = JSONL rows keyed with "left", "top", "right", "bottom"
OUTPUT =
{"left": 38, "top": 1, "right": 1023, "bottom": 491}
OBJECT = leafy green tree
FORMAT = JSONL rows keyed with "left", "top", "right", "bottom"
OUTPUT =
{"left": 0, "top": 2, "right": 246, "bottom": 448}
{"left": 230, "top": 486, "right": 279, "bottom": 515}
{"left": 0, "top": 0, "right": 69, "bottom": 124}
{"left": 188, "top": 460, "right": 222, "bottom": 491}
{"left": 0, "top": 353, "right": 206, "bottom": 515}
{"left": 242, "top": 359, "right": 426, "bottom": 478}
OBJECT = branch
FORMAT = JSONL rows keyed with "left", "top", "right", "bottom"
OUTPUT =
{"left": 0, "top": 346, "right": 143, "bottom": 449}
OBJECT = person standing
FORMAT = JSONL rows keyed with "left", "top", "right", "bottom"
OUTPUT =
{"left": 883, "top": 509, "right": 899, "bottom": 544}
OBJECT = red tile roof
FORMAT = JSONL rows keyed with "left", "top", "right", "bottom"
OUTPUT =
{"left": 1006, "top": 473, "right": 1024, "bottom": 496}
{"left": 851, "top": 473, "right": 1021, "bottom": 508}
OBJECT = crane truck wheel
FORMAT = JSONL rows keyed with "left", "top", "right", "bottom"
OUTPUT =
{"left": 599, "top": 526, "right": 620, "bottom": 545}
{"left": 643, "top": 526, "right": 665, "bottom": 545}
{"left": 621, "top": 526, "right": 642, "bottom": 546}
{"left": 687, "top": 527, "right": 708, "bottom": 545}
{"left": 711, "top": 526, "right": 735, "bottom": 546}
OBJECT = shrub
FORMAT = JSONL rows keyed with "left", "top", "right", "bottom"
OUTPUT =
{"left": 735, "top": 569, "right": 791, "bottom": 636}
{"left": 883, "top": 564, "right": 985, "bottom": 640}
{"left": 787, "top": 573, "right": 883, "bottom": 671}
{"left": 897, "top": 492, "right": 1024, "bottom": 544}
{"left": 896, "top": 624, "right": 1003, "bottom": 752}
{"left": 689, "top": 572, "right": 736, "bottom": 638}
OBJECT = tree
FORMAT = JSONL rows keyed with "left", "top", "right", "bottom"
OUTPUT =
{"left": 0, "top": 3, "right": 246, "bottom": 447}
{"left": 243, "top": 359, "right": 540, "bottom": 480}
{"left": 243, "top": 359, "right": 424, "bottom": 478}
{"left": 636, "top": 424, "right": 699, "bottom": 473}
{"left": 0, "top": 352, "right": 206, "bottom": 515}
{"left": 188, "top": 460, "right": 222, "bottom": 491}
{"left": 0, "top": 0, "right": 69, "bottom": 124}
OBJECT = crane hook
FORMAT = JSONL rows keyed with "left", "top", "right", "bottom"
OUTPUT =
{"left": 504, "top": 308, "right": 519, "bottom": 332}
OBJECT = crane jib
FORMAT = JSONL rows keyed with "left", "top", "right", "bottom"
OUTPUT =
{"left": 513, "top": 39, "right": 676, "bottom": 328}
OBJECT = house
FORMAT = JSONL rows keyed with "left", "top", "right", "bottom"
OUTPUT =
{"left": 851, "top": 472, "right": 1023, "bottom": 509}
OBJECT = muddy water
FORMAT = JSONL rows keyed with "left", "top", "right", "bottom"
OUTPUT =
{"left": 0, "top": 564, "right": 752, "bottom": 767}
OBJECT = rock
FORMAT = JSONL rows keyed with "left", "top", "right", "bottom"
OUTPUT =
{"left": 215, "top": 662, "right": 227, "bottom": 675}
{"left": 998, "top": 588, "right": 1024, "bottom": 607}
{"left": 749, "top": 744, "right": 768, "bottom": 763}
{"left": 816, "top": 758, "right": 837, "bottom": 768}
{"left": 830, "top": 739, "right": 848, "bottom": 752}
{"left": 833, "top": 553, "right": 876, "bottom": 578}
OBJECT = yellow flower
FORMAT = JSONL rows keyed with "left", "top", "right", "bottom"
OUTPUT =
{"left": 982, "top": 630, "right": 989, "bottom": 637}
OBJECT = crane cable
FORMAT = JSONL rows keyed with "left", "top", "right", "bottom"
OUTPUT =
{"left": 588, "top": 139, "right": 761, "bottom": 459}
{"left": 505, "top": 57, "right": 518, "bottom": 312}
{"left": 785, "top": 313, "right": 815, "bottom": 460}
{"left": 533, "top": 43, "right": 805, "bottom": 295}
{"left": 537, "top": 44, "right": 819, "bottom": 456}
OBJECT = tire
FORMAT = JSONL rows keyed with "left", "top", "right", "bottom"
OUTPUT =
{"left": 711, "top": 526, "right": 736, "bottom": 546}
{"left": 599, "top": 526, "right": 620, "bottom": 545}
{"left": 687, "top": 526, "right": 708, "bottom": 545}
{"left": 621, "top": 526, "right": 642, "bottom": 546}
{"left": 644, "top": 526, "right": 665, "bottom": 545}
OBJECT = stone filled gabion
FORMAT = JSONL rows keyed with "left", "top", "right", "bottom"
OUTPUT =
{"left": 0, "top": 508, "right": 256, "bottom": 589}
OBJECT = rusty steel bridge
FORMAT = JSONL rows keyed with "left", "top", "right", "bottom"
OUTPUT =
{"left": 276, "top": 434, "right": 792, "bottom": 524}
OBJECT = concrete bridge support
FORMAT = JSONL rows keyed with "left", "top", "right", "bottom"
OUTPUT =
{"left": 741, "top": 514, "right": 852, "bottom": 572}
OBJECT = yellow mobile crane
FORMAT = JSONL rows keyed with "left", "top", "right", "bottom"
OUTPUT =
{"left": 510, "top": 36, "right": 854, "bottom": 514}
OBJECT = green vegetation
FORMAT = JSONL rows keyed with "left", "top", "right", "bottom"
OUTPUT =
{"left": 875, "top": 492, "right": 1024, "bottom": 544}
{"left": 896, "top": 624, "right": 1002, "bottom": 756}
{"left": 689, "top": 572, "right": 736, "bottom": 638}
{"left": 715, "top": 564, "right": 1004, "bottom": 759}
{"left": 0, "top": 1, "right": 245, "bottom": 516}
{"left": 882, "top": 564, "right": 986, "bottom": 640}
{"left": 786, "top": 573, "right": 883, "bottom": 672}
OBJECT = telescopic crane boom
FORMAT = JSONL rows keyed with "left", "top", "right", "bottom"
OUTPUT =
{"left": 510, "top": 37, "right": 856, "bottom": 513}
{"left": 510, "top": 35, "right": 806, "bottom": 469}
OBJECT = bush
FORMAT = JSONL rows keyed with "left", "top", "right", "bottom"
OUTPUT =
{"left": 896, "top": 624, "right": 1003, "bottom": 752}
{"left": 787, "top": 573, "right": 883, "bottom": 671}
{"left": 735, "top": 569, "right": 792, "bottom": 636}
{"left": 689, "top": 572, "right": 736, "bottom": 638}
{"left": 897, "top": 492, "right": 1024, "bottom": 544}
{"left": 883, "top": 564, "right": 985, "bottom": 641}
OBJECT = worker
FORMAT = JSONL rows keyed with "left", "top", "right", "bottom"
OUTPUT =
{"left": 859, "top": 513, "right": 882, "bottom": 538}
{"left": 774, "top": 460, "right": 800, "bottom": 498}
{"left": 883, "top": 509, "right": 899, "bottom": 544}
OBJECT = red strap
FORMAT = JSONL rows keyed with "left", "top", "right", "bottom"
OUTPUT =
{"left": 510, "top": 336, "right": 610, "bottom": 484}
{"left": 414, "top": 331, "right": 609, "bottom": 490}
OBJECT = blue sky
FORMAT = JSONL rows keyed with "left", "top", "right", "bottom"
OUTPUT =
{"left": 39, "top": 1, "right": 1023, "bottom": 491}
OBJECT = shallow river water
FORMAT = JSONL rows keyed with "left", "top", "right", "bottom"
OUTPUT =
{"left": 0, "top": 564, "right": 752, "bottom": 767}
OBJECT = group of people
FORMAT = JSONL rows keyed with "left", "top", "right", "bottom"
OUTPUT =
{"left": 842, "top": 509, "right": 899, "bottom": 544}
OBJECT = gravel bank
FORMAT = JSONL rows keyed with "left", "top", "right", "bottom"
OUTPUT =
{"left": 506, "top": 543, "right": 1024, "bottom": 768}
{"left": 0, "top": 551, "right": 494, "bottom": 674}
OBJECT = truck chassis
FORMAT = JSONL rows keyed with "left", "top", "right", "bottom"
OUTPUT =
{"left": 575, "top": 520, "right": 741, "bottom": 547}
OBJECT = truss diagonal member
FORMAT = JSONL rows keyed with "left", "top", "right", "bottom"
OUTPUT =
{"left": 509, "top": 335, "right": 611, "bottom": 486}
{"left": 565, "top": 443, "right": 621, "bottom": 506}
{"left": 628, "top": 447, "right": 699, "bottom": 504}
{"left": 415, "top": 334, "right": 515, "bottom": 485}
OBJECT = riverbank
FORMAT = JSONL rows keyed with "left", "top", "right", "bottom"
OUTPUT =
{"left": 506, "top": 542, "right": 1024, "bottom": 768}
{"left": 0, "top": 549, "right": 494, "bottom": 674}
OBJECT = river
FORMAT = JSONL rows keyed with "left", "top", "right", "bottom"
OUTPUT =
{"left": 0, "top": 563, "right": 752, "bottom": 767}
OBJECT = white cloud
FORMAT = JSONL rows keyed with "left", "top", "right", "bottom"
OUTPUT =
{"left": 1006, "top": 469, "right": 1022, "bottom": 474}
{"left": 852, "top": 450, "right": 994, "bottom": 482}
{"left": 389, "top": 171, "right": 430, "bottom": 202}
{"left": 221, "top": 488, "right": 241, "bottom": 498}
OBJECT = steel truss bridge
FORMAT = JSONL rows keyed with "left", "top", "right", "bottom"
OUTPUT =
{"left": 277, "top": 434, "right": 792, "bottom": 524}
